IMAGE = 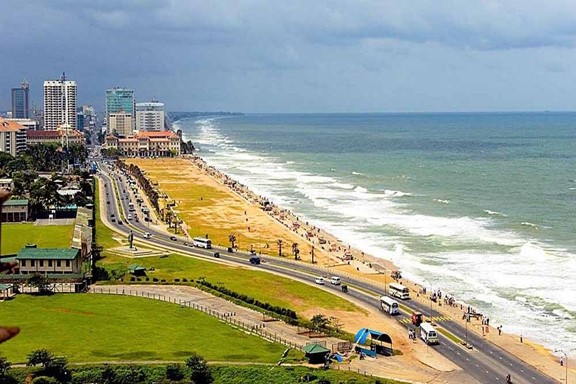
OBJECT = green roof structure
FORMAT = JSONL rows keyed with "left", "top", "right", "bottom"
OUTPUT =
{"left": 16, "top": 248, "right": 80, "bottom": 260}
{"left": 0, "top": 284, "right": 12, "bottom": 291}
{"left": 128, "top": 264, "right": 146, "bottom": 274}
{"left": 302, "top": 343, "right": 330, "bottom": 354}
{"left": 3, "top": 199, "right": 28, "bottom": 206}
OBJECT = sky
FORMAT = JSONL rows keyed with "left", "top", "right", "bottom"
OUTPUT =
{"left": 2, "top": 0, "right": 576, "bottom": 113}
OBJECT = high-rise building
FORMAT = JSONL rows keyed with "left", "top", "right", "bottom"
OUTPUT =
{"left": 43, "top": 73, "right": 77, "bottom": 130}
{"left": 106, "top": 88, "right": 134, "bottom": 117}
{"left": 0, "top": 118, "right": 27, "bottom": 156}
{"left": 135, "top": 101, "right": 165, "bottom": 131}
{"left": 11, "top": 81, "right": 30, "bottom": 119}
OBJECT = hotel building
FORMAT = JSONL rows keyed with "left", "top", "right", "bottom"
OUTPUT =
{"left": 135, "top": 101, "right": 165, "bottom": 131}
{"left": 43, "top": 74, "right": 77, "bottom": 130}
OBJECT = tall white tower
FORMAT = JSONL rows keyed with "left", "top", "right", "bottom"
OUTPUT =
{"left": 43, "top": 73, "right": 77, "bottom": 130}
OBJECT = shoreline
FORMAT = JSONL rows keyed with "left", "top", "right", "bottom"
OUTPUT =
{"left": 127, "top": 154, "right": 571, "bottom": 382}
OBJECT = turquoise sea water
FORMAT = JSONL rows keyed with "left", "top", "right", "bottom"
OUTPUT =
{"left": 175, "top": 112, "right": 576, "bottom": 354}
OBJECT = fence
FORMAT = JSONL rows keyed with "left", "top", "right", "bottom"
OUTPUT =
{"left": 90, "top": 286, "right": 304, "bottom": 351}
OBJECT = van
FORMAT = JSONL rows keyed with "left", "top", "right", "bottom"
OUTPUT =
{"left": 420, "top": 322, "right": 439, "bottom": 345}
{"left": 330, "top": 276, "right": 341, "bottom": 285}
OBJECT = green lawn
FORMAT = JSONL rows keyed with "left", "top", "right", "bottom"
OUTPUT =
{"left": 1, "top": 223, "right": 74, "bottom": 255}
{"left": 100, "top": 253, "right": 360, "bottom": 314}
{"left": 0, "top": 294, "right": 289, "bottom": 364}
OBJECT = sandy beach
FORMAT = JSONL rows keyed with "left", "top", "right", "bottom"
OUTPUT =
{"left": 125, "top": 156, "right": 571, "bottom": 383}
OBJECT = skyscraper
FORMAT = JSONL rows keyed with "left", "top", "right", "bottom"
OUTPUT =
{"left": 43, "top": 73, "right": 77, "bottom": 130}
{"left": 11, "top": 81, "right": 29, "bottom": 119}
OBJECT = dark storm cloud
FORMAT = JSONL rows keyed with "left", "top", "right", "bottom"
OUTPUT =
{"left": 2, "top": 1, "right": 576, "bottom": 112}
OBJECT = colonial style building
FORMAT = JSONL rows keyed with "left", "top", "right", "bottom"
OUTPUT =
{"left": 27, "top": 125, "right": 85, "bottom": 146}
{"left": 0, "top": 199, "right": 28, "bottom": 222}
{"left": 16, "top": 248, "right": 82, "bottom": 275}
{"left": 105, "top": 130, "right": 180, "bottom": 156}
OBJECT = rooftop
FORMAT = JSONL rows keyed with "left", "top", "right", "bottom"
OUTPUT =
{"left": 3, "top": 199, "right": 28, "bottom": 206}
{"left": 16, "top": 248, "right": 80, "bottom": 260}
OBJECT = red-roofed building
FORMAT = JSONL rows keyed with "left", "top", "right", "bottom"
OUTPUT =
{"left": 0, "top": 118, "right": 27, "bottom": 156}
{"left": 105, "top": 130, "right": 180, "bottom": 156}
{"left": 27, "top": 125, "right": 85, "bottom": 146}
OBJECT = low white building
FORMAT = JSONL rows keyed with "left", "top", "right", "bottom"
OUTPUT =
{"left": 105, "top": 130, "right": 180, "bottom": 156}
{"left": 16, "top": 248, "right": 82, "bottom": 275}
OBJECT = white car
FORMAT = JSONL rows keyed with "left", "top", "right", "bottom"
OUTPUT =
{"left": 143, "top": 232, "right": 152, "bottom": 239}
{"left": 330, "top": 276, "right": 341, "bottom": 285}
{"left": 315, "top": 277, "right": 325, "bottom": 285}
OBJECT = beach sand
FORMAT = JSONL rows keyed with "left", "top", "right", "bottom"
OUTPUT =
{"left": 124, "top": 156, "right": 571, "bottom": 383}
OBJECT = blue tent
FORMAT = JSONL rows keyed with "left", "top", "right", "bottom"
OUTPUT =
{"left": 354, "top": 328, "right": 394, "bottom": 357}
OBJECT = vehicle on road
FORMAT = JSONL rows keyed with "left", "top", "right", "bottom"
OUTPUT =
{"left": 389, "top": 282, "right": 410, "bottom": 300}
{"left": 213, "top": 252, "right": 220, "bottom": 258}
{"left": 330, "top": 276, "right": 341, "bottom": 285}
{"left": 341, "top": 285, "right": 349, "bottom": 293}
{"left": 106, "top": 201, "right": 110, "bottom": 204}
{"left": 380, "top": 296, "right": 400, "bottom": 315}
{"left": 411, "top": 311, "right": 423, "bottom": 326}
{"left": 315, "top": 277, "right": 325, "bottom": 285}
{"left": 193, "top": 237, "right": 212, "bottom": 249}
{"left": 249, "top": 255, "right": 261, "bottom": 264}
{"left": 420, "top": 322, "right": 439, "bottom": 345}
{"left": 111, "top": 218, "right": 116, "bottom": 222}
{"left": 127, "top": 214, "right": 132, "bottom": 220}
{"left": 143, "top": 232, "right": 151, "bottom": 239}
{"left": 118, "top": 220, "right": 123, "bottom": 225}
{"left": 111, "top": 213, "right": 115, "bottom": 218}
{"left": 169, "top": 236, "right": 177, "bottom": 241}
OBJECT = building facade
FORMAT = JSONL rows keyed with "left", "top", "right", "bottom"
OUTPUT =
{"left": 1, "top": 199, "right": 28, "bottom": 222}
{"left": 106, "top": 88, "right": 134, "bottom": 131}
{"left": 0, "top": 118, "right": 27, "bottom": 156}
{"left": 16, "top": 248, "right": 82, "bottom": 274}
{"left": 26, "top": 126, "right": 85, "bottom": 146}
{"left": 108, "top": 112, "right": 134, "bottom": 136}
{"left": 135, "top": 101, "right": 165, "bottom": 131}
{"left": 43, "top": 74, "right": 77, "bottom": 130}
{"left": 11, "top": 81, "right": 29, "bottom": 119}
{"left": 105, "top": 131, "right": 180, "bottom": 156}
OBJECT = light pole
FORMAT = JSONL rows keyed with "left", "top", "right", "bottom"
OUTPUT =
{"left": 554, "top": 349, "right": 567, "bottom": 383}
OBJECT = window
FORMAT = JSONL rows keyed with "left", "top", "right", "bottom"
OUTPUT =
{"left": 31, "top": 260, "right": 35, "bottom": 267}
{"left": 57, "top": 260, "right": 61, "bottom": 267}
{"left": 66, "top": 260, "right": 70, "bottom": 267}
{"left": 40, "top": 260, "right": 44, "bottom": 267}
{"left": 48, "top": 260, "right": 53, "bottom": 267}
{"left": 21, "top": 260, "right": 26, "bottom": 267}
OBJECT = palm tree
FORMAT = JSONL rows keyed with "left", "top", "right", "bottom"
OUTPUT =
{"left": 277, "top": 239, "right": 283, "bottom": 256}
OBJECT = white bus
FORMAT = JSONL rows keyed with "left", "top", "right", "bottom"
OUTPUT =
{"left": 420, "top": 322, "right": 439, "bottom": 345}
{"left": 388, "top": 282, "right": 410, "bottom": 300}
{"left": 380, "top": 296, "right": 400, "bottom": 315}
{"left": 193, "top": 237, "right": 212, "bottom": 249}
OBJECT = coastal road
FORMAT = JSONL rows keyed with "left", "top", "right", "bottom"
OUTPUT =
{"left": 95, "top": 160, "right": 559, "bottom": 384}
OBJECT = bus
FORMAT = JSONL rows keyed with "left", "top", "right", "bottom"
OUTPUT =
{"left": 420, "top": 322, "right": 439, "bottom": 345}
{"left": 193, "top": 237, "right": 212, "bottom": 249}
{"left": 380, "top": 296, "right": 400, "bottom": 315}
{"left": 388, "top": 282, "right": 410, "bottom": 300}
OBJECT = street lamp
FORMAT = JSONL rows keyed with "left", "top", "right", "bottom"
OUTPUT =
{"left": 554, "top": 349, "right": 567, "bottom": 383}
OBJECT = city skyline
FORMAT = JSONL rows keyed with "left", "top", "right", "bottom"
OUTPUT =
{"left": 2, "top": 1, "right": 576, "bottom": 113}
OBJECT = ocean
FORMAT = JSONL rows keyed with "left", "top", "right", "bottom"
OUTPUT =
{"left": 174, "top": 112, "right": 576, "bottom": 355}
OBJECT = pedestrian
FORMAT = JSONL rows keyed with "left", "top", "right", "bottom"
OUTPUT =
{"left": 520, "top": 335, "right": 523, "bottom": 343}
{"left": 498, "top": 326, "right": 502, "bottom": 336}
{"left": 560, "top": 357, "right": 564, "bottom": 366}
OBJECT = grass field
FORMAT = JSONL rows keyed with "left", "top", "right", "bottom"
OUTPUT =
{"left": 1, "top": 223, "right": 74, "bottom": 255}
{"left": 99, "top": 252, "right": 360, "bottom": 314}
{"left": 0, "top": 294, "right": 290, "bottom": 364}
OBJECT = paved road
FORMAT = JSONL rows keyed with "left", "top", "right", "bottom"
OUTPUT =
{"left": 95, "top": 159, "right": 559, "bottom": 384}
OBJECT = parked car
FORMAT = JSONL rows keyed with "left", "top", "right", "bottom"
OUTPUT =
{"left": 315, "top": 277, "right": 325, "bottom": 285}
